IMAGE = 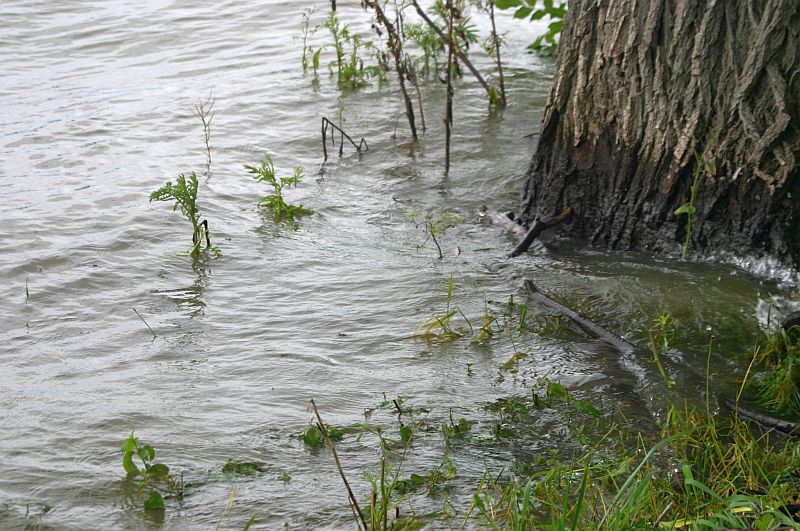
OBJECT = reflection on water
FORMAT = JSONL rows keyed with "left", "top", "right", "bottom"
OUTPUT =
{"left": 0, "top": 0, "right": 794, "bottom": 529}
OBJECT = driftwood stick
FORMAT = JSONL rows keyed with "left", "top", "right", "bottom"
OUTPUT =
{"left": 509, "top": 207, "right": 573, "bottom": 258}
{"left": 410, "top": 0, "right": 491, "bottom": 97}
{"left": 782, "top": 311, "right": 800, "bottom": 331}
{"left": 310, "top": 399, "right": 368, "bottom": 529}
{"left": 723, "top": 399, "right": 799, "bottom": 435}
{"left": 525, "top": 280, "right": 637, "bottom": 355}
{"left": 479, "top": 206, "right": 527, "bottom": 237}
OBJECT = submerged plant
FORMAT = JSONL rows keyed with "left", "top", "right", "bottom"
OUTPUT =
{"left": 416, "top": 273, "right": 473, "bottom": 340}
{"left": 245, "top": 154, "right": 312, "bottom": 222}
{"left": 750, "top": 318, "right": 800, "bottom": 415}
{"left": 150, "top": 172, "right": 215, "bottom": 256}
{"left": 121, "top": 431, "right": 185, "bottom": 513}
{"left": 409, "top": 210, "right": 462, "bottom": 259}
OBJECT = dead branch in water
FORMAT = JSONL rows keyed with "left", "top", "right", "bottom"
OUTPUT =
{"left": 310, "top": 399, "right": 368, "bottom": 530}
{"left": 723, "top": 399, "right": 799, "bottom": 436}
{"left": 364, "top": 0, "right": 418, "bottom": 140}
{"left": 525, "top": 280, "right": 637, "bottom": 355}
{"left": 322, "top": 117, "right": 368, "bottom": 160}
{"left": 509, "top": 207, "right": 573, "bottom": 257}
{"left": 479, "top": 206, "right": 527, "bottom": 237}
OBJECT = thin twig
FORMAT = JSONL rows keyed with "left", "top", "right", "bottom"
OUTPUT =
{"left": 653, "top": 501, "right": 673, "bottom": 527}
{"left": 192, "top": 93, "right": 215, "bottom": 177}
{"left": 132, "top": 307, "right": 157, "bottom": 339}
{"left": 310, "top": 399, "right": 368, "bottom": 530}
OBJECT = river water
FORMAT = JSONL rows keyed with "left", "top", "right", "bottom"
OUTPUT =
{"left": 0, "top": 1, "right": 795, "bottom": 529}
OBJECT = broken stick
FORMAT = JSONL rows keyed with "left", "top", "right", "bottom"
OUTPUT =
{"left": 525, "top": 280, "right": 636, "bottom": 355}
{"left": 509, "top": 207, "right": 573, "bottom": 258}
{"left": 723, "top": 398, "right": 799, "bottom": 435}
{"left": 479, "top": 206, "right": 527, "bottom": 238}
{"left": 310, "top": 399, "right": 368, "bottom": 529}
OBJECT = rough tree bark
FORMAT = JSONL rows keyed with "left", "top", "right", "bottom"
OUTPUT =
{"left": 519, "top": 0, "right": 800, "bottom": 267}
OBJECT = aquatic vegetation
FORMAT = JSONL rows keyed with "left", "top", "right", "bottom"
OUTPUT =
{"left": 245, "top": 154, "right": 312, "bottom": 222}
{"left": 221, "top": 459, "right": 263, "bottom": 476}
{"left": 150, "top": 172, "right": 215, "bottom": 256}
{"left": 121, "top": 431, "right": 185, "bottom": 513}
{"left": 299, "top": 7, "right": 318, "bottom": 73}
{"left": 647, "top": 312, "right": 677, "bottom": 388}
{"left": 495, "top": 0, "right": 566, "bottom": 53}
{"left": 408, "top": 210, "right": 462, "bottom": 260}
{"left": 415, "top": 274, "right": 472, "bottom": 339}
{"left": 308, "top": 11, "right": 384, "bottom": 90}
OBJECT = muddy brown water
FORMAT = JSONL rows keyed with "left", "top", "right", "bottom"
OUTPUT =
{"left": 1, "top": 1, "right": 796, "bottom": 529}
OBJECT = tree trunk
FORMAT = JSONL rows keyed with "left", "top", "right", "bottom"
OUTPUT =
{"left": 519, "top": 0, "right": 800, "bottom": 267}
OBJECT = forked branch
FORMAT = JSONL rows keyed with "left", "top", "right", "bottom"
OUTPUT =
{"left": 322, "top": 117, "right": 369, "bottom": 160}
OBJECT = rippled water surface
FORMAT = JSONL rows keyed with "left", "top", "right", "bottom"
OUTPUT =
{"left": 0, "top": 1, "right": 794, "bottom": 529}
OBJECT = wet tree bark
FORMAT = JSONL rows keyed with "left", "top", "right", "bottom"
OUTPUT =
{"left": 519, "top": 0, "right": 800, "bottom": 266}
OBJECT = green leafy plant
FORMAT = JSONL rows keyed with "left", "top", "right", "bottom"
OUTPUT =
{"left": 495, "top": 0, "right": 566, "bottom": 53}
{"left": 409, "top": 210, "right": 462, "bottom": 259}
{"left": 300, "top": 7, "right": 319, "bottom": 73}
{"left": 150, "top": 172, "right": 215, "bottom": 256}
{"left": 309, "top": 11, "right": 383, "bottom": 89}
{"left": 121, "top": 431, "right": 185, "bottom": 512}
{"left": 674, "top": 145, "right": 715, "bottom": 259}
{"left": 245, "top": 154, "right": 312, "bottom": 222}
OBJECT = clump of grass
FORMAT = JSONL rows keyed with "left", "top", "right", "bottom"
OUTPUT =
{"left": 150, "top": 172, "right": 216, "bottom": 256}
{"left": 470, "top": 384, "right": 800, "bottom": 530}
{"left": 415, "top": 273, "right": 472, "bottom": 340}
{"left": 750, "top": 319, "right": 800, "bottom": 415}
{"left": 648, "top": 312, "right": 677, "bottom": 388}
{"left": 245, "top": 154, "right": 313, "bottom": 223}
{"left": 121, "top": 431, "right": 185, "bottom": 513}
